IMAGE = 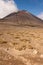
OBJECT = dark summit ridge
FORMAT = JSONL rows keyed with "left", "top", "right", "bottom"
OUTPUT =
{"left": 0, "top": 10, "right": 43, "bottom": 27}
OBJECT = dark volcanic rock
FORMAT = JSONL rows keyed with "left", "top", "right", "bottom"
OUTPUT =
{"left": 0, "top": 10, "right": 43, "bottom": 27}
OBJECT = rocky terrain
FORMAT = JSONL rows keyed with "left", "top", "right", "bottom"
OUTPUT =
{"left": 0, "top": 10, "right": 43, "bottom": 65}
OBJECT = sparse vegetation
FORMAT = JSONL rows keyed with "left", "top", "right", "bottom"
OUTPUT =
{"left": 0, "top": 40, "right": 7, "bottom": 44}
{"left": 0, "top": 33, "right": 3, "bottom": 36}
{"left": 14, "top": 36, "right": 20, "bottom": 39}
{"left": 13, "top": 42, "right": 18, "bottom": 45}
{"left": 0, "top": 27, "right": 43, "bottom": 65}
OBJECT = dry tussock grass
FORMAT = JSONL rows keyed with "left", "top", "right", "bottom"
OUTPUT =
{"left": 0, "top": 27, "right": 43, "bottom": 53}
{"left": 0, "top": 27, "right": 43, "bottom": 65}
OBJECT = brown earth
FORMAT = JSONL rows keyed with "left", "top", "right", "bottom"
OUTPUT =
{"left": 0, "top": 26, "right": 43, "bottom": 65}
{"left": 0, "top": 10, "right": 43, "bottom": 27}
{"left": 0, "top": 10, "right": 43, "bottom": 65}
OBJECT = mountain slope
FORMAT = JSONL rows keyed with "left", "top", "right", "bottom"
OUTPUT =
{"left": 0, "top": 10, "right": 43, "bottom": 27}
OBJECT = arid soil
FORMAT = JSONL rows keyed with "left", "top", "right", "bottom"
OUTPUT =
{"left": 0, "top": 26, "right": 43, "bottom": 65}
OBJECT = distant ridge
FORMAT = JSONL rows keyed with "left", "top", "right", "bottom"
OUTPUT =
{"left": 0, "top": 10, "right": 43, "bottom": 27}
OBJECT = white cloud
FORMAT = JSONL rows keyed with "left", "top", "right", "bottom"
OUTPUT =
{"left": 0, "top": 0, "right": 18, "bottom": 19}
{"left": 37, "top": 12, "right": 43, "bottom": 20}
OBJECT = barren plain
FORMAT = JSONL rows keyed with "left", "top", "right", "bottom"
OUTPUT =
{"left": 0, "top": 25, "right": 43, "bottom": 65}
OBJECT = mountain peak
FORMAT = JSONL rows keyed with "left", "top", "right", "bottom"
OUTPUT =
{"left": 0, "top": 10, "right": 43, "bottom": 27}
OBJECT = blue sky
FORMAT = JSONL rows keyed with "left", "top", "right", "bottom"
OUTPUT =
{"left": 14, "top": 0, "right": 43, "bottom": 16}
{"left": 0, "top": 0, "right": 43, "bottom": 19}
